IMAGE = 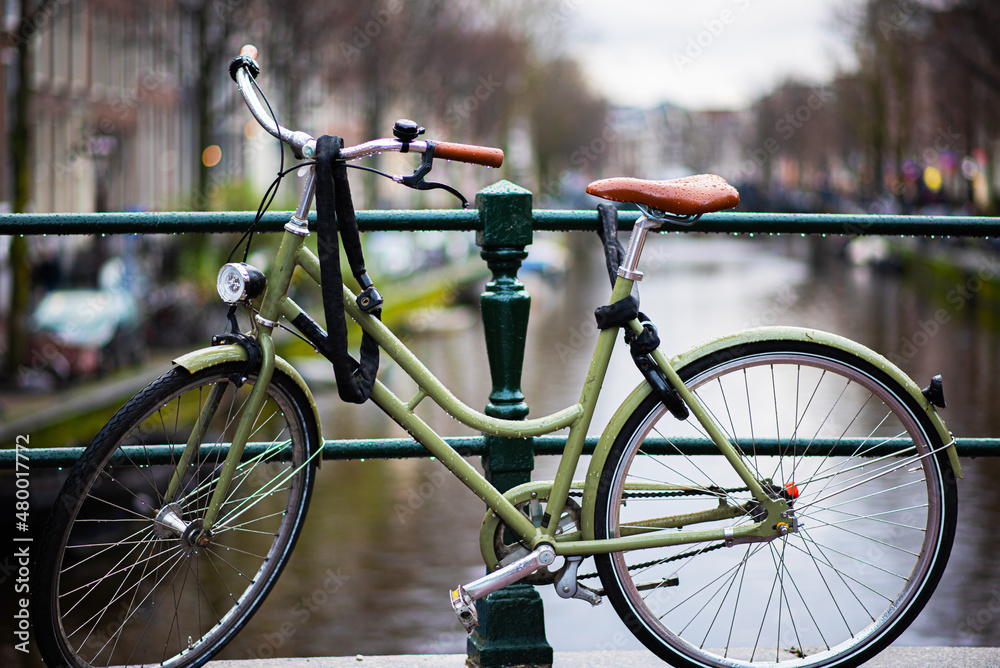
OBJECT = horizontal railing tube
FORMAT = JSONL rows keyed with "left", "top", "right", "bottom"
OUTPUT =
{"left": 3, "top": 210, "right": 1000, "bottom": 236}
{"left": 1, "top": 437, "right": 994, "bottom": 469}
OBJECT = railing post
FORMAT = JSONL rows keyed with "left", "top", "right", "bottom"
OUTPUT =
{"left": 467, "top": 180, "right": 553, "bottom": 668}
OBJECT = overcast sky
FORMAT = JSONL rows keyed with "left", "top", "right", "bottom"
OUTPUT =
{"left": 561, "top": 0, "right": 868, "bottom": 110}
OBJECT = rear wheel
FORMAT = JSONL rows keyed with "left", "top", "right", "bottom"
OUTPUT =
{"left": 34, "top": 363, "right": 319, "bottom": 668}
{"left": 594, "top": 340, "right": 957, "bottom": 668}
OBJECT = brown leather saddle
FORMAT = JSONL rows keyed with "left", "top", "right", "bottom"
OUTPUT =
{"left": 586, "top": 174, "right": 740, "bottom": 217}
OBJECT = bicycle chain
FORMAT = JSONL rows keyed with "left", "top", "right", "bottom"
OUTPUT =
{"left": 567, "top": 487, "right": 747, "bottom": 581}
{"left": 578, "top": 542, "right": 727, "bottom": 581}
{"left": 568, "top": 486, "right": 749, "bottom": 500}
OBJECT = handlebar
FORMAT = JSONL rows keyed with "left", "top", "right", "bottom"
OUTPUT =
{"left": 231, "top": 44, "right": 503, "bottom": 168}
{"left": 432, "top": 142, "right": 504, "bottom": 168}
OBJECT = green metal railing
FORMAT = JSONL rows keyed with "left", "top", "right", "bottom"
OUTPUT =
{"left": 5, "top": 208, "right": 1000, "bottom": 235}
{"left": 2, "top": 183, "right": 999, "bottom": 667}
{"left": 3, "top": 198, "right": 999, "bottom": 472}
{"left": 3, "top": 436, "right": 1000, "bottom": 469}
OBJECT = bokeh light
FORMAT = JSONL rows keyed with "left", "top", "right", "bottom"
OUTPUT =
{"left": 202, "top": 145, "right": 222, "bottom": 167}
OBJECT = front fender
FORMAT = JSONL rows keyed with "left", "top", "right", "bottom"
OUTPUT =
{"left": 581, "top": 326, "right": 960, "bottom": 540}
{"left": 173, "top": 344, "right": 323, "bottom": 456}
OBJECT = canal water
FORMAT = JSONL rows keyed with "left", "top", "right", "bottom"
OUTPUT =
{"left": 6, "top": 231, "right": 1000, "bottom": 664}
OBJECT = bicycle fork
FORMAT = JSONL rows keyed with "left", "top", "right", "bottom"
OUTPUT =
{"left": 157, "top": 334, "right": 278, "bottom": 546}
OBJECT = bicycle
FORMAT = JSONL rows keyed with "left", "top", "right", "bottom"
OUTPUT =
{"left": 33, "top": 45, "right": 960, "bottom": 668}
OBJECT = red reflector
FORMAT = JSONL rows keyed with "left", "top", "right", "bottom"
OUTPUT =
{"left": 784, "top": 482, "right": 800, "bottom": 499}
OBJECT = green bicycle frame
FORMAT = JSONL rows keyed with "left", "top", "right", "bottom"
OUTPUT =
{"left": 187, "top": 170, "right": 789, "bottom": 554}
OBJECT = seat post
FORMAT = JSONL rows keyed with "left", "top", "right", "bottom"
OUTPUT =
{"left": 618, "top": 214, "right": 660, "bottom": 281}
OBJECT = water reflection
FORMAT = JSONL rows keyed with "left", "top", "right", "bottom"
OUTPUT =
{"left": 6, "top": 232, "right": 1000, "bottom": 666}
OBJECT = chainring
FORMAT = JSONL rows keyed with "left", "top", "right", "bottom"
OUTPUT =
{"left": 490, "top": 495, "right": 582, "bottom": 585}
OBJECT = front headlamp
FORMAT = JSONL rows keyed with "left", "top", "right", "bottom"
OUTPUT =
{"left": 217, "top": 263, "right": 266, "bottom": 304}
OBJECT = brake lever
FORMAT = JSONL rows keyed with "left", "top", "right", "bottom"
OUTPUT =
{"left": 394, "top": 146, "right": 470, "bottom": 209}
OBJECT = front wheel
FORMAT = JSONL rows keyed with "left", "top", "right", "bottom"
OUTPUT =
{"left": 594, "top": 340, "right": 957, "bottom": 668}
{"left": 34, "top": 363, "right": 319, "bottom": 668}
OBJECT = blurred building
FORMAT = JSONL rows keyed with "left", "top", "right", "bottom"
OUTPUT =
{"left": 604, "top": 103, "right": 753, "bottom": 182}
{"left": 10, "top": 1, "right": 198, "bottom": 213}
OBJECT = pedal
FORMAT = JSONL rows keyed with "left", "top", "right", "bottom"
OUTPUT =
{"left": 448, "top": 544, "right": 556, "bottom": 633}
{"left": 449, "top": 586, "right": 478, "bottom": 632}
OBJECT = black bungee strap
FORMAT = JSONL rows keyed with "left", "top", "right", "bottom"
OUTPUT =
{"left": 315, "top": 135, "right": 381, "bottom": 404}
{"left": 593, "top": 204, "right": 687, "bottom": 419}
{"left": 594, "top": 203, "right": 639, "bottom": 329}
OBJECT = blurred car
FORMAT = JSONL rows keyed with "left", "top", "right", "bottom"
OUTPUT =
{"left": 29, "top": 288, "right": 143, "bottom": 380}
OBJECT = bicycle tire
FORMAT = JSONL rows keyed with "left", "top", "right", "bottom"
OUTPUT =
{"left": 34, "top": 363, "right": 319, "bottom": 668}
{"left": 594, "top": 339, "right": 957, "bottom": 668}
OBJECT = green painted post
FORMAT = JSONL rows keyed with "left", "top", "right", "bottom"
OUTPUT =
{"left": 467, "top": 181, "right": 553, "bottom": 668}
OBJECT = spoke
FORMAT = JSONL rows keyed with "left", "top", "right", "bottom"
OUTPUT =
{"left": 804, "top": 407, "right": 896, "bottom": 503}
{"left": 62, "top": 540, "right": 184, "bottom": 620}
{"left": 213, "top": 449, "right": 319, "bottom": 531}
{"left": 742, "top": 368, "right": 755, "bottom": 459}
{"left": 792, "top": 382, "right": 873, "bottom": 488}
{"left": 61, "top": 526, "right": 162, "bottom": 609}
{"left": 796, "top": 528, "right": 882, "bottom": 626}
{"left": 201, "top": 546, "right": 258, "bottom": 585}
{"left": 124, "top": 420, "right": 164, "bottom": 503}
{"left": 800, "top": 475, "right": 926, "bottom": 517}
{"left": 82, "top": 489, "right": 157, "bottom": 525}
{"left": 770, "top": 365, "right": 783, "bottom": 487}
{"left": 61, "top": 522, "right": 154, "bottom": 576}
{"left": 205, "top": 540, "right": 270, "bottom": 562}
{"left": 806, "top": 514, "right": 922, "bottom": 557}
{"left": 120, "top": 547, "right": 194, "bottom": 667}
{"left": 645, "top": 424, "right": 746, "bottom": 511}
{"left": 98, "top": 449, "right": 162, "bottom": 513}
{"left": 794, "top": 450, "right": 934, "bottom": 514}
{"left": 794, "top": 439, "right": 916, "bottom": 489}
{"left": 660, "top": 541, "right": 771, "bottom": 619}
{"left": 800, "top": 532, "right": 856, "bottom": 636}
{"left": 165, "top": 551, "right": 194, "bottom": 661}
{"left": 775, "top": 538, "right": 829, "bottom": 650}
{"left": 724, "top": 544, "right": 753, "bottom": 658}
{"left": 213, "top": 508, "right": 287, "bottom": 535}
{"left": 71, "top": 543, "right": 187, "bottom": 658}
{"left": 105, "top": 535, "right": 158, "bottom": 665}
{"left": 791, "top": 532, "right": 901, "bottom": 595}
{"left": 786, "top": 375, "right": 852, "bottom": 492}
{"left": 813, "top": 504, "right": 928, "bottom": 531}
{"left": 706, "top": 376, "right": 765, "bottom": 483}
{"left": 751, "top": 540, "right": 784, "bottom": 662}
{"left": 696, "top": 544, "right": 754, "bottom": 648}
{"left": 174, "top": 444, "right": 290, "bottom": 520}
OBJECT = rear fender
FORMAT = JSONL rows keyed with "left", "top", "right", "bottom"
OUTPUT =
{"left": 580, "top": 327, "right": 960, "bottom": 540}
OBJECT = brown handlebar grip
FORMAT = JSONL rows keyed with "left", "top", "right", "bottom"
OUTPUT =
{"left": 240, "top": 44, "right": 259, "bottom": 60}
{"left": 432, "top": 141, "right": 504, "bottom": 168}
